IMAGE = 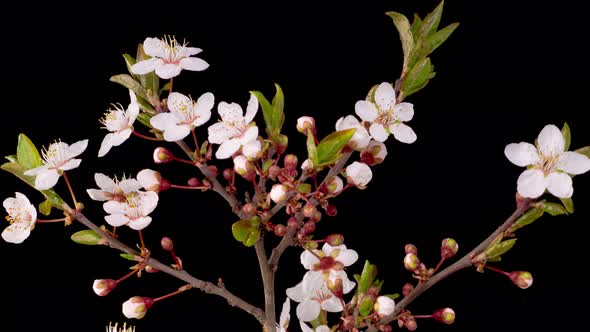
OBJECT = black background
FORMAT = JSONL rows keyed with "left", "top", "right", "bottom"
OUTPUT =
{"left": 1, "top": 1, "right": 589, "bottom": 331}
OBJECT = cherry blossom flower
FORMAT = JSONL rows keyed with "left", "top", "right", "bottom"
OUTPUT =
{"left": 345, "top": 162, "right": 372, "bottom": 188}
{"left": 122, "top": 296, "right": 153, "bottom": 319}
{"left": 300, "top": 243, "right": 358, "bottom": 291}
{"left": 130, "top": 36, "right": 209, "bottom": 79}
{"left": 98, "top": 90, "right": 139, "bottom": 157}
{"left": 355, "top": 82, "right": 416, "bottom": 143}
{"left": 505, "top": 124, "right": 590, "bottom": 198}
{"left": 375, "top": 296, "right": 396, "bottom": 317}
{"left": 24, "top": 139, "right": 88, "bottom": 190}
{"left": 208, "top": 94, "right": 259, "bottom": 159}
{"left": 104, "top": 191, "right": 159, "bottom": 230}
{"left": 93, "top": 279, "right": 117, "bottom": 296}
{"left": 151, "top": 92, "right": 213, "bottom": 141}
{"left": 278, "top": 298, "right": 290, "bottom": 332}
{"left": 87, "top": 173, "right": 141, "bottom": 208}
{"left": 300, "top": 322, "right": 331, "bottom": 332}
{"left": 270, "top": 184, "right": 289, "bottom": 203}
{"left": 137, "top": 169, "right": 170, "bottom": 192}
{"left": 242, "top": 140, "right": 262, "bottom": 161}
{"left": 286, "top": 279, "right": 343, "bottom": 322}
{"left": 361, "top": 140, "right": 388, "bottom": 165}
{"left": 335, "top": 115, "right": 370, "bottom": 150}
{"left": 2, "top": 192, "right": 37, "bottom": 244}
{"left": 297, "top": 116, "right": 315, "bottom": 134}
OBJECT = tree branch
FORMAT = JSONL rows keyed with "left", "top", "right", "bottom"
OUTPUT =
{"left": 255, "top": 237, "right": 276, "bottom": 332}
{"left": 66, "top": 206, "right": 265, "bottom": 324}
{"left": 366, "top": 198, "right": 533, "bottom": 331}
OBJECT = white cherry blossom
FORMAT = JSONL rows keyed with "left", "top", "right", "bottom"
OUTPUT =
{"left": 104, "top": 191, "right": 159, "bottom": 230}
{"left": 300, "top": 243, "right": 358, "bottom": 292}
{"left": 24, "top": 139, "right": 88, "bottom": 190}
{"left": 208, "top": 94, "right": 259, "bottom": 159}
{"left": 87, "top": 173, "right": 141, "bottom": 209}
{"left": 300, "top": 322, "right": 331, "bottom": 332}
{"left": 98, "top": 90, "right": 139, "bottom": 157}
{"left": 286, "top": 279, "right": 343, "bottom": 322}
{"left": 335, "top": 115, "right": 370, "bottom": 150}
{"left": 122, "top": 296, "right": 153, "bottom": 319}
{"left": 131, "top": 36, "right": 209, "bottom": 79}
{"left": 2, "top": 192, "right": 37, "bottom": 244}
{"left": 151, "top": 92, "right": 213, "bottom": 141}
{"left": 375, "top": 296, "right": 396, "bottom": 317}
{"left": 346, "top": 162, "right": 372, "bottom": 188}
{"left": 278, "top": 298, "right": 290, "bottom": 332}
{"left": 355, "top": 82, "right": 416, "bottom": 143}
{"left": 505, "top": 124, "right": 590, "bottom": 198}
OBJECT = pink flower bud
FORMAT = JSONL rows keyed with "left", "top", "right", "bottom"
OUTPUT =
{"left": 268, "top": 165, "right": 281, "bottom": 180}
{"left": 222, "top": 168, "right": 233, "bottom": 181}
{"left": 405, "top": 244, "right": 418, "bottom": 255}
{"left": 326, "top": 234, "right": 344, "bottom": 246}
{"left": 509, "top": 271, "right": 533, "bottom": 289}
{"left": 287, "top": 217, "right": 299, "bottom": 230}
{"left": 233, "top": 155, "right": 254, "bottom": 180}
{"left": 441, "top": 238, "right": 459, "bottom": 259}
{"left": 207, "top": 165, "right": 219, "bottom": 178}
{"left": 360, "top": 141, "right": 388, "bottom": 166}
{"left": 311, "top": 210, "right": 322, "bottom": 222}
{"left": 303, "top": 220, "right": 316, "bottom": 233}
{"left": 274, "top": 224, "right": 287, "bottom": 237}
{"left": 137, "top": 169, "right": 169, "bottom": 192}
{"left": 153, "top": 147, "right": 174, "bottom": 163}
{"left": 145, "top": 265, "right": 159, "bottom": 273}
{"left": 242, "top": 203, "right": 257, "bottom": 218}
{"left": 327, "top": 278, "right": 343, "bottom": 298}
{"left": 187, "top": 177, "right": 201, "bottom": 187}
{"left": 404, "top": 253, "right": 420, "bottom": 272}
{"left": 433, "top": 308, "right": 455, "bottom": 324}
{"left": 374, "top": 296, "right": 396, "bottom": 317}
{"left": 303, "top": 203, "right": 317, "bottom": 218}
{"left": 93, "top": 279, "right": 117, "bottom": 296}
{"left": 381, "top": 325, "right": 393, "bottom": 332}
{"left": 405, "top": 316, "right": 417, "bottom": 331}
{"left": 161, "top": 237, "right": 174, "bottom": 251}
{"left": 402, "top": 282, "right": 414, "bottom": 296}
{"left": 270, "top": 184, "right": 289, "bottom": 203}
{"left": 122, "top": 296, "right": 153, "bottom": 319}
{"left": 242, "top": 140, "right": 262, "bottom": 161}
{"left": 322, "top": 176, "right": 344, "bottom": 195}
{"left": 276, "top": 134, "right": 288, "bottom": 154}
{"left": 301, "top": 159, "right": 315, "bottom": 172}
{"left": 345, "top": 162, "right": 372, "bottom": 188}
{"left": 325, "top": 203, "right": 338, "bottom": 216}
{"left": 283, "top": 154, "right": 299, "bottom": 170}
{"left": 296, "top": 116, "right": 316, "bottom": 134}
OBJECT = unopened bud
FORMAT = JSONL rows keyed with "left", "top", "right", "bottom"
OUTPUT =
{"left": 93, "top": 279, "right": 117, "bottom": 296}
{"left": 242, "top": 203, "right": 257, "bottom": 218}
{"left": 233, "top": 155, "right": 254, "bottom": 180}
{"left": 270, "top": 184, "right": 289, "bottom": 203}
{"left": 326, "top": 234, "right": 344, "bottom": 246}
{"left": 405, "top": 317, "right": 417, "bottom": 331}
{"left": 509, "top": 271, "right": 533, "bottom": 289}
{"left": 284, "top": 154, "right": 298, "bottom": 170}
{"left": 137, "top": 169, "right": 169, "bottom": 192}
{"left": 153, "top": 147, "right": 174, "bottom": 163}
{"left": 360, "top": 141, "right": 388, "bottom": 166}
{"left": 402, "top": 283, "right": 414, "bottom": 296}
{"left": 161, "top": 237, "right": 174, "bottom": 251}
{"left": 322, "top": 176, "right": 344, "bottom": 195}
{"left": 303, "top": 203, "right": 317, "bottom": 218}
{"left": 325, "top": 204, "right": 337, "bottom": 216}
{"left": 381, "top": 325, "right": 393, "bottom": 332}
{"left": 207, "top": 165, "right": 219, "bottom": 178}
{"left": 304, "top": 241, "right": 318, "bottom": 250}
{"left": 145, "top": 265, "right": 159, "bottom": 273}
{"left": 297, "top": 116, "right": 316, "bottom": 134}
{"left": 274, "top": 224, "right": 287, "bottom": 237}
{"left": 327, "top": 278, "right": 344, "bottom": 298}
{"left": 301, "top": 159, "right": 314, "bottom": 173}
{"left": 122, "top": 296, "right": 153, "bottom": 319}
{"left": 433, "top": 308, "right": 455, "bottom": 325}
{"left": 311, "top": 210, "right": 322, "bottom": 222}
{"left": 404, "top": 253, "right": 420, "bottom": 272}
{"left": 346, "top": 162, "right": 372, "bottom": 188}
{"left": 441, "top": 238, "right": 459, "bottom": 259}
{"left": 287, "top": 217, "right": 299, "bottom": 230}
{"left": 276, "top": 134, "right": 288, "bottom": 154}
{"left": 374, "top": 296, "right": 396, "bottom": 317}
{"left": 243, "top": 140, "right": 262, "bottom": 161}
{"left": 405, "top": 244, "right": 418, "bottom": 255}
{"left": 187, "top": 177, "right": 201, "bottom": 187}
{"left": 268, "top": 165, "right": 281, "bottom": 179}
{"left": 222, "top": 168, "right": 233, "bottom": 182}
{"left": 303, "top": 220, "right": 316, "bottom": 234}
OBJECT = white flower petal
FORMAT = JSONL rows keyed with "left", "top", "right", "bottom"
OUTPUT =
{"left": 301, "top": 250, "right": 320, "bottom": 270}
{"left": 94, "top": 173, "right": 117, "bottom": 191}
{"left": 127, "top": 90, "right": 140, "bottom": 123}
{"left": 245, "top": 94, "right": 259, "bottom": 123}
{"left": 336, "top": 248, "right": 359, "bottom": 266}
{"left": 163, "top": 124, "right": 191, "bottom": 142}
{"left": 67, "top": 139, "right": 89, "bottom": 158}
{"left": 537, "top": 124, "right": 564, "bottom": 156}
{"left": 218, "top": 102, "right": 244, "bottom": 124}
{"left": 208, "top": 123, "right": 234, "bottom": 144}
{"left": 279, "top": 298, "right": 290, "bottom": 331}
{"left": 112, "top": 129, "right": 132, "bottom": 146}
{"left": 119, "top": 179, "right": 142, "bottom": 193}
{"left": 240, "top": 126, "right": 259, "bottom": 145}
{"left": 215, "top": 139, "right": 241, "bottom": 159}
{"left": 296, "top": 298, "right": 321, "bottom": 322}
{"left": 34, "top": 169, "right": 60, "bottom": 190}
{"left": 131, "top": 58, "right": 163, "bottom": 75}
{"left": 2, "top": 223, "right": 32, "bottom": 244}
{"left": 167, "top": 92, "right": 192, "bottom": 114}
{"left": 517, "top": 169, "right": 546, "bottom": 198}
{"left": 394, "top": 102, "right": 414, "bottom": 122}
{"left": 302, "top": 271, "right": 325, "bottom": 294}
{"left": 23, "top": 165, "right": 48, "bottom": 176}
{"left": 139, "top": 192, "right": 159, "bottom": 215}
{"left": 375, "top": 82, "right": 396, "bottom": 111}
{"left": 286, "top": 282, "right": 305, "bottom": 302}
{"left": 150, "top": 112, "right": 177, "bottom": 131}
{"left": 142, "top": 37, "right": 167, "bottom": 58}
{"left": 98, "top": 133, "right": 114, "bottom": 157}
{"left": 105, "top": 214, "right": 129, "bottom": 227}
{"left": 355, "top": 100, "right": 378, "bottom": 122}
{"left": 104, "top": 201, "right": 126, "bottom": 214}
{"left": 299, "top": 322, "right": 315, "bottom": 332}
{"left": 546, "top": 172, "right": 573, "bottom": 198}
{"left": 128, "top": 216, "right": 152, "bottom": 230}
{"left": 193, "top": 92, "right": 214, "bottom": 126}
{"left": 180, "top": 46, "right": 202, "bottom": 57}
{"left": 321, "top": 296, "right": 343, "bottom": 313}
{"left": 558, "top": 151, "right": 590, "bottom": 175}
{"left": 86, "top": 189, "right": 111, "bottom": 201}
{"left": 369, "top": 123, "right": 388, "bottom": 142}
{"left": 316, "top": 326, "right": 331, "bottom": 332}
{"left": 155, "top": 63, "right": 182, "bottom": 79}
{"left": 179, "top": 57, "right": 209, "bottom": 71}
{"left": 390, "top": 123, "right": 417, "bottom": 144}
{"left": 60, "top": 158, "right": 82, "bottom": 171}
{"left": 504, "top": 142, "right": 540, "bottom": 167}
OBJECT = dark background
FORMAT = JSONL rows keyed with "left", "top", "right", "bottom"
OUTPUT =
{"left": 1, "top": 1, "right": 588, "bottom": 331}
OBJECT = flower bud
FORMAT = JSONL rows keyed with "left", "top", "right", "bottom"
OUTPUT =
{"left": 122, "top": 296, "right": 153, "bottom": 319}
{"left": 222, "top": 168, "right": 233, "bottom": 182}
{"left": 243, "top": 140, "right": 262, "bottom": 161}
{"left": 405, "top": 317, "right": 417, "bottom": 331}
{"left": 303, "top": 203, "right": 317, "bottom": 218}
{"left": 296, "top": 116, "right": 316, "bottom": 134}
{"left": 441, "top": 238, "right": 459, "bottom": 259}
{"left": 381, "top": 325, "right": 393, "bottom": 332}
{"left": 137, "top": 169, "right": 170, "bottom": 192}
{"left": 405, "top": 244, "right": 418, "bottom": 255}
{"left": 233, "top": 155, "right": 254, "bottom": 180}
{"left": 311, "top": 210, "right": 322, "bottom": 223}
{"left": 433, "top": 308, "right": 455, "bottom": 325}
{"left": 161, "top": 237, "right": 174, "bottom": 251}
{"left": 404, "top": 253, "right": 420, "bottom": 272}
{"left": 301, "top": 159, "right": 314, "bottom": 172}
{"left": 402, "top": 283, "right": 414, "bottom": 296}
{"left": 341, "top": 315, "right": 355, "bottom": 330}
{"left": 327, "top": 277, "right": 343, "bottom": 298}
{"left": 93, "top": 279, "right": 117, "bottom": 296}
{"left": 283, "top": 154, "right": 299, "bottom": 170}
{"left": 326, "top": 234, "right": 344, "bottom": 246}
{"left": 187, "top": 177, "right": 202, "bottom": 187}
{"left": 276, "top": 134, "right": 288, "bottom": 154}
{"left": 345, "top": 162, "right": 372, "bottom": 188}
{"left": 322, "top": 176, "right": 344, "bottom": 195}
{"left": 270, "top": 184, "right": 289, "bottom": 203}
{"left": 304, "top": 241, "right": 318, "bottom": 250}
{"left": 144, "top": 265, "right": 159, "bottom": 273}
{"left": 207, "top": 165, "right": 219, "bottom": 178}
{"left": 325, "top": 204, "right": 337, "bottom": 216}
{"left": 153, "top": 147, "right": 174, "bottom": 163}
{"left": 303, "top": 220, "right": 316, "bottom": 234}
{"left": 509, "top": 271, "right": 533, "bottom": 289}
{"left": 360, "top": 141, "right": 388, "bottom": 166}
{"left": 268, "top": 165, "right": 281, "bottom": 180}
{"left": 374, "top": 296, "right": 396, "bottom": 317}
{"left": 287, "top": 217, "right": 299, "bottom": 230}
{"left": 242, "top": 203, "right": 257, "bottom": 218}
{"left": 274, "top": 224, "right": 287, "bottom": 237}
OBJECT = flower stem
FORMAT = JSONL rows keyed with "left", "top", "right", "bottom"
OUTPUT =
{"left": 170, "top": 184, "right": 206, "bottom": 190}
{"left": 153, "top": 285, "right": 190, "bottom": 303}
{"left": 433, "top": 257, "right": 446, "bottom": 273}
{"left": 116, "top": 265, "right": 143, "bottom": 284}
{"left": 484, "top": 265, "right": 509, "bottom": 276}
{"left": 132, "top": 131, "right": 163, "bottom": 141}
{"left": 172, "top": 156, "right": 197, "bottom": 165}
{"left": 62, "top": 172, "right": 78, "bottom": 208}
{"left": 138, "top": 230, "right": 146, "bottom": 251}
{"left": 191, "top": 129, "right": 201, "bottom": 158}
{"left": 169, "top": 78, "right": 174, "bottom": 94}
{"left": 36, "top": 217, "right": 67, "bottom": 223}
{"left": 412, "top": 315, "right": 433, "bottom": 319}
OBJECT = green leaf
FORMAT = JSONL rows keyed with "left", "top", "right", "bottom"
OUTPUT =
{"left": 160, "top": 82, "right": 171, "bottom": 95}
{"left": 16, "top": 134, "right": 43, "bottom": 170}
{"left": 575, "top": 146, "right": 590, "bottom": 158}
{"left": 358, "top": 260, "right": 378, "bottom": 294}
{"left": 485, "top": 238, "right": 517, "bottom": 260}
{"left": 420, "top": 0, "right": 445, "bottom": 38}
{"left": 401, "top": 57, "right": 436, "bottom": 98}
{"left": 297, "top": 183, "right": 312, "bottom": 194}
{"left": 359, "top": 296, "right": 375, "bottom": 317}
{"left": 231, "top": 219, "right": 260, "bottom": 247}
{"left": 5, "top": 155, "right": 17, "bottom": 163}
{"left": 137, "top": 96, "right": 156, "bottom": 114}
{"left": 306, "top": 128, "right": 318, "bottom": 165}
{"left": 251, "top": 84, "right": 286, "bottom": 142}
{"left": 38, "top": 199, "right": 53, "bottom": 216}
{"left": 1, "top": 162, "right": 65, "bottom": 210}
{"left": 542, "top": 202, "right": 568, "bottom": 216}
{"left": 272, "top": 83, "right": 285, "bottom": 132}
{"left": 316, "top": 128, "right": 356, "bottom": 167}
{"left": 71, "top": 230, "right": 103, "bottom": 245}
{"left": 562, "top": 123, "right": 571, "bottom": 151}
{"left": 560, "top": 197, "right": 574, "bottom": 214}
{"left": 386, "top": 11, "right": 414, "bottom": 74}
{"left": 110, "top": 74, "right": 149, "bottom": 101}
{"left": 251, "top": 90, "right": 275, "bottom": 136}
{"left": 411, "top": 14, "right": 423, "bottom": 37}
{"left": 509, "top": 207, "right": 544, "bottom": 232}
{"left": 384, "top": 293, "right": 400, "bottom": 300}
{"left": 487, "top": 256, "right": 502, "bottom": 262}
{"left": 425, "top": 22, "right": 459, "bottom": 55}
{"left": 136, "top": 44, "right": 160, "bottom": 96}
{"left": 122, "top": 53, "right": 139, "bottom": 81}
{"left": 120, "top": 253, "right": 136, "bottom": 261}
{"left": 136, "top": 113, "right": 153, "bottom": 129}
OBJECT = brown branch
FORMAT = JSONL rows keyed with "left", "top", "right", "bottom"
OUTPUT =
{"left": 66, "top": 206, "right": 265, "bottom": 324}
{"left": 255, "top": 237, "right": 276, "bottom": 332}
{"left": 366, "top": 198, "right": 533, "bottom": 331}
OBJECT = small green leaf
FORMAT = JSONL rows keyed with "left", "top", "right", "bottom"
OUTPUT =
{"left": 262, "top": 159, "right": 273, "bottom": 173}
{"left": 386, "top": 11, "right": 414, "bottom": 74}
{"left": 401, "top": 57, "right": 436, "bottom": 98}
{"left": 560, "top": 197, "right": 574, "bottom": 214}
{"left": 231, "top": 219, "right": 260, "bottom": 247}
{"left": 487, "top": 256, "right": 502, "bottom": 262}
{"left": 120, "top": 253, "right": 137, "bottom": 261}
{"left": 1, "top": 162, "right": 65, "bottom": 210}
{"left": 316, "top": 128, "right": 356, "bottom": 167}
{"left": 509, "top": 207, "right": 544, "bottom": 232}
{"left": 200, "top": 140, "right": 209, "bottom": 157}
{"left": 16, "top": 134, "right": 44, "bottom": 170}
{"left": 137, "top": 96, "right": 156, "bottom": 114}
{"left": 562, "top": 123, "right": 571, "bottom": 151}
{"left": 542, "top": 202, "right": 568, "bottom": 216}
{"left": 383, "top": 293, "right": 400, "bottom": 300}
{"left": 484, "top": 238, "right": 517, "bottom": 260}
{"left": 110, "top": 74, "right": 149, "bottom": 101}
{"left": 251, "top": 84, "right": 286, "bottom": 142}
{"left": 575, "top": 146, "right": 590, "bottom": 158}
{"left": 160, "top": 82, "right": 171, "bottom": 95}
{"left": 71, "top": 230, "right": 103, "bottom": 245}
{"left": 307, "top": 128, "right": 318, "bottom": 165}
{"left": 38, "top": 200, "right": 52, "bottom": 216}
{"left": 425, "top": 22, "right": 459, "bottom": 55}
{"left": 5, "top": 155, "right": 18, "bottom": 163}
{"left": 136, "top": 44, "right": 160, "bottom": 96}
{"left": 297, "top": 183, "right": 312, "bottom": 194}
{"left": 136, "top": 113, "right": 153, "bottom": 128}
{"left": 358, "top": 260, "right": 378, "bottom": 294}
{"left": 359, "top": 296, "right": 375, "bottom": 317}
{"left": 122, "top": 54, "right": 138, "bottom": 80}
{"left": 251, "top": 90, "right": 275, "bottom": 137}
{"left": 419, "top": 0, "right": 445, "bottom": 38}
{"left": 411, "top": 14, "right": 423, "bottom": 37}
{"left": 272, "top": 83, "right": 285, "bottom": 132}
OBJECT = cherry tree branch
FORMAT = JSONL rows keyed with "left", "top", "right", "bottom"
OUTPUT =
{"left": 66, "top": 206, "right": 265, "bottom": 324}
{"left": 366, "top": 198, "right": 533, "bottom": 331}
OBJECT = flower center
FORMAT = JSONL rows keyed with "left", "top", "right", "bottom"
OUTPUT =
{"left": 319, "top": 256, "right": 336, "bottom": 270}
{"left": 376, "top": 110, "right": 396, "bottom": 126}
{"left": 312, "top": 288, "right": 333, "bottom": 303}
{"left": 5, "top": 212, "right": 31, "bottom": 225}
{"left": 42, "top": 141, "right": 68, "bottom": 168}
{"left": 161, "top": 35, "right": 190, "bottom": 64}
{"left": 539, "top": 155, "right": 559, "bottom": 175}
{"left": 100, "top": 106, "right": 130, "bottom": 132}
